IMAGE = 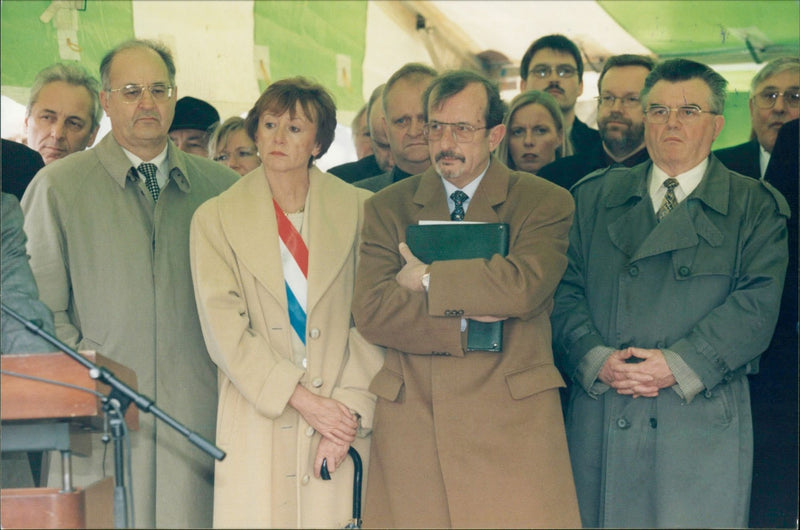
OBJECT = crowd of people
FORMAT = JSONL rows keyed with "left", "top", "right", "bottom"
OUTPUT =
{"left": 1, "top": 31, "right": 798, "bottom": 530}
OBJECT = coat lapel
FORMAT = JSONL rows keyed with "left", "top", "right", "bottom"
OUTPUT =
{"left": 412, "top": 168, "right": 451, "bottom": 222}
{"left": 608, "top": 158, "right": 728, "bottom": 262}
{"left": 464, "top": 158, "right": 506, "bottom": 223}
{"left": 305, "top": 167, "right": 359, "bottom": 315}
{"left": 219, "top": 169, "right": 286, "bottom": 305}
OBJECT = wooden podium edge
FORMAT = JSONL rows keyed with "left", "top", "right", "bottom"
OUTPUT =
{"left": 0, "top": 476, "right": 113, "bottom": 529}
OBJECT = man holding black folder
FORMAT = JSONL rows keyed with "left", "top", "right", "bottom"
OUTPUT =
{"left": 353, "top": 70, "right": 580, "bottom": 528}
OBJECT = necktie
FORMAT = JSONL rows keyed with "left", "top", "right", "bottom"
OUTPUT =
{"left": 656, "top": 178, "right": 679, "bottom": 222}
{"left": 451, "top": 190, "right": 468, "bottom": 221}
{"left": 138, "top": 162, "right": 160, "bottom": 202}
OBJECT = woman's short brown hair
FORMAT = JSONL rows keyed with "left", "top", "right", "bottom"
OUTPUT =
{"left": 245, "top": 77, "right": 337, "bottom": 167}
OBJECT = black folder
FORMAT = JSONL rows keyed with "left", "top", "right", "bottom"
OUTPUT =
{"left": 406, "top": 223, "right": 509, "bottom": 352}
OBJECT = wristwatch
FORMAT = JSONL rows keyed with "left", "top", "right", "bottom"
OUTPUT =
{"left": 421, "top": 267, "right": 430, "bottom": 292}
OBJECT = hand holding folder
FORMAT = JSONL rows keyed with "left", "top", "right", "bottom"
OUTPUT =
{"left": 405, "top": 222, "right": 509, "bottom": 352}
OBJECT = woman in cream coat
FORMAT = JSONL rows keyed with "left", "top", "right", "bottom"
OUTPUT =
{"left": 190, "top": 78, "right": 383, "bottom": 528}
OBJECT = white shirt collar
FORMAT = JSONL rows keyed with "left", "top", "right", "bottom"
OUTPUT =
{"left": 122, "top": 144, "right": 169, "bottom": 188}
{"left": 648, "top": 158, "right": 708, "bottom": 213}
{"left": 440, "top": 160, "right": 490, "bottom": 217}
{"left": 758, "top": 143, "right": 770, "bottom": 179}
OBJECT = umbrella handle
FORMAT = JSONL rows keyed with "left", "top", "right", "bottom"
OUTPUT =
{"left": 320, "top": 447, "right": 363, "bottom": 527}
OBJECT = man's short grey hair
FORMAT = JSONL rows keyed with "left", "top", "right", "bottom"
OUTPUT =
{"left": 750, "top": 57, "right": 800, "bottom": 93}
{"left": 366, "top": 83, "right": 385, "bottom": 133}
{"left": 641, "top": 59, "right": 728, "bottom": 114}
{"left": 382, "top": 63, "right": 437, "bottom": 115}
{"left": 27, "top": 62, "right": 102, "bottom": 131}
{"left": 100, "top": 39, "right": 176, "bottom": 91}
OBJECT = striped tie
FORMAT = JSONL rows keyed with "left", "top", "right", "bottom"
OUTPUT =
{"left": 656, "top": 178, "right": 679, "bottom": 222}
{"left": 138, "top": 163, "right": 160, "bottom": 202}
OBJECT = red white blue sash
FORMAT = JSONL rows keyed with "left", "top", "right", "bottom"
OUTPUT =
{"left": 273, "top": 199, "right": 308, "bottom": 344}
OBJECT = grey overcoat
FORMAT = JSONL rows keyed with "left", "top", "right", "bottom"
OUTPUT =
{"left": 21, "top": 133, "right": 239, "bottom": 528}
{"left": 552, "top": 156, "right": 789, "bottom": 528}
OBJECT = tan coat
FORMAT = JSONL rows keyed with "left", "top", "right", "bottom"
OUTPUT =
{"left": 190, "top": 167, "right": 384, "bottom": 528}
{"left": 21, "top": 133, "right": 238, "bottom": 528}
{"left": 352, "top": 158, "right": 581, "bottom": 528}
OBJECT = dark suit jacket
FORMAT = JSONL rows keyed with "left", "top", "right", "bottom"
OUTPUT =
{"left": 748, "top": 119, "right": 799, "bottom": 528}
{"left": 2, "top": 139, "right": 45, "bottom": 200}
{"left": 327, "top": 154, "right": 382, "bottom": 183}
{"left": 570, "top": 117, "right": 601, "bottom": 155}
{"left": 538, "top": 143, "right": 650, "bottom": 190}
{"left": 713, "top": 139, "right": 761, "bottom": 179}
{"left": 355, "top": 165, "right": 413, "bottom": 192}
{"left": 352, "top": 157, "right": 580, "bottom": 528}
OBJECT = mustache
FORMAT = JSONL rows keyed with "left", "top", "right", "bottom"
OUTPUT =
{"left": 435, "top": 150, "right": 465, "bottom": 162}
{"left": 546, "top": 83, "right": 564, "bottom": 94}
{"left": 599, "top": 112, "right": 632, "bottom": 127}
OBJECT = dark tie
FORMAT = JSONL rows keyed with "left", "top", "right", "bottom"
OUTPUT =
{"left": 138, "top": 162, "right": 160, "bottom": 202}
{"left": 450, "top": 190, "right": 468, "bottom": 221}
{"left": 656, "top": 178, "right": 679, "bottom": 222}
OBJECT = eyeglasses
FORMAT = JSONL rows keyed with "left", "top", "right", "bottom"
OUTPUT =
{"left": 529, "top": 64, "right": 577, "bottom": 79}
{"left": 422, "top": 121, "right": 488, "bottom": 143}
{"left": 645, "top": 105, "right": 719, "bottom": 124}
{"left": 107, "top": 83, "right": 175, "bottom": 104}
{"left": 753, "top": 89, "right": 800, "bottom": 109}
{"left": 596, "top": 94, "right": 641, "bottom": 108}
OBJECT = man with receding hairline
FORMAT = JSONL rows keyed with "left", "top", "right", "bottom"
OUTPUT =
{"left": 353, "top": 69, "right": 579, "bottom": 528}
{"left": 22, "top": 39, "right": 238, "bottom": 528}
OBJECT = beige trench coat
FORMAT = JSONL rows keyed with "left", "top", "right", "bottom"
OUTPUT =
{"left": 190, "top": 167, "right": 384, "bottom": 528}
{"left": 21, "top": 133, "right": 239, "bottom": 528}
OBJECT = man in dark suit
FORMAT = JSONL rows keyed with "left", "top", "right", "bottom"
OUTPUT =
{"left": 714, "top": 57, "right": 799, "bottom": 179}
{"left": 353, "top": 70, "right": 580, "bottom": 528}
{"left": 748, "top": 118, "right": 799, "bottom": 529}
{"left": 327, "top": 84, "right": 391, "bottom": 183}
{"left": 538, "top": 54, "right": 654, "bottom": 190}
{"left": 1, "top": 139, "right": 44, "bottom": 200}
{"left": 520, "top": 34, "right": 600, "bottom": 155}
{"left": 355, "top": 63, "right": 437, "bottom": 192}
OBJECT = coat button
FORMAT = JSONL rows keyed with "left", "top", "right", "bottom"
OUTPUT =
{"left": 312, "top": 378, "right": 323, "bottom": 388}
{"left": 628, "top": 265, "right": 639, "bottom": 277}
{"left": 649, "top": 418, "right": 658, "bottom": 429}
{"left": 306, "top": 426, "right": 314, "bottom": 437}
{"left": 309, "top": 328, "right": 321, "bottom": 339}
{"left": 616, "top": 417, "right": 631, "bottom": 429}
{"left": 301, "top": 475, "right": 310, "bottom": 485}
{"left": 678, "top": 266, "right": 691, "bottom": 277}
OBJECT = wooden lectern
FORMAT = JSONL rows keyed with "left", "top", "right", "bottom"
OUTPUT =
{"left": 1, "top": 351, "right": 138, "bottom": 529}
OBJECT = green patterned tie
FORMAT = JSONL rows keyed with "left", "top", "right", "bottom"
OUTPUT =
{"left": 656, "top": 178, "right": 679, "bottom": 222}
{"left": 450, "top": 190, "right": 468, "bottom": 221}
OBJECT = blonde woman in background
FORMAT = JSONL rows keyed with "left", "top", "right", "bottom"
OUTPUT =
{"left": 209, "top": 116, "right": 261, "bottom": 176}
{"left": 496, "top": 90, "right": 569, "bottom": 174}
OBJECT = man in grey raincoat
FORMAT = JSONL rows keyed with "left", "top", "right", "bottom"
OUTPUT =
{"left": 552, "top": 58, "right": 789, "bottom": 528}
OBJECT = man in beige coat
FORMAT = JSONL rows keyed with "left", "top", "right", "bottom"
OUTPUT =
{"left": 352, "top": 70, "right": 580, "bottom": 528}
{"left": 21, "top": 40, "right": 238, "bottom": 528}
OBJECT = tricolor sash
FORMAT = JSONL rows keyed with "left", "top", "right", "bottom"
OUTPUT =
{"left": 273, "top": 199, "right": 308, "bottom": 344}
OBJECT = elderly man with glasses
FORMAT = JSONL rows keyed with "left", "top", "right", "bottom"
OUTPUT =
{"left": 353, "top": 69, "right": 580, "bottom": 528}
{"left": 520, "top": 34, "right": 600, "bottom": 155}
{"left": 21, "top": 39, "right": 238, "bottom": 528}
{"left": 715, "top": 57, "right": 800, "bottom": 179}
{"left": 551, "top": 58, "right": 789, "bottom": 528}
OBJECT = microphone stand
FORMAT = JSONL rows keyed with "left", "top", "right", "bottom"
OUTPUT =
{"left": 1, "top": 302, "right": 225, "bottom": 528}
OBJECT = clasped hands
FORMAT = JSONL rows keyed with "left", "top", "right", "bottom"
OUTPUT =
{"left": 396, "top": 243, "right": 505, "bottom": 323}
{"left": 289, "top": 385, "right": 357, "bottom": 478}
{"left": 598, "top": 347, "right": 677, "bottom": 398}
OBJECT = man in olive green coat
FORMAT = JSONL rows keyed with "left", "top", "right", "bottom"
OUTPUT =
{"left": 22, "top": 40, "right": 238, "bottom": 528}
{"left": 552, "top": 59, "right": 789, "bottom": 528}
